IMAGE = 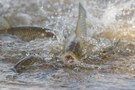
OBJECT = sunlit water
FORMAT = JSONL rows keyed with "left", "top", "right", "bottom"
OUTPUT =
{"left": 0, "top": 0, "right": 135, "bottom": 90}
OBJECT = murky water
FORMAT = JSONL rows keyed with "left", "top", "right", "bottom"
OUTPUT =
{"left": 0, "top": 0, "right": 135, "bottom": 90}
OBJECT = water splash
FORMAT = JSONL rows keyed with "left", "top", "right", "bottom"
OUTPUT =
{"left": 0, "top": 0, "right": 135, "bottom": 89}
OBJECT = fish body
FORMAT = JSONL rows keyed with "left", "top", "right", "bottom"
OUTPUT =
{"left": 0, "top": 26, "right": 55, "bottom": 41}
{"left": 63, "top": 3, "right": 87, "bottom": 65}
{"left": 64, "top": 34, "right": 82, "bottom": 64}
{"left": 12, "top": 55, "right": 45, "bottom": 73}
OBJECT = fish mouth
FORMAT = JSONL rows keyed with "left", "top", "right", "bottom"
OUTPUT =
{"left": 63, "top": 52, "right": 78, "bottom": 65}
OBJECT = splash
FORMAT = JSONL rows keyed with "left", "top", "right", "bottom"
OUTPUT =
{"left": 0, "top": 0, "right": 135, "bottom": 89}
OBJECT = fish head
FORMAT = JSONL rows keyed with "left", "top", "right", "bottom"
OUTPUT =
{"left": 63, "top": 36, "right": 82, "bottom": 65}
{"left": 63, "top": 52, "right": 79, "bottom": 65}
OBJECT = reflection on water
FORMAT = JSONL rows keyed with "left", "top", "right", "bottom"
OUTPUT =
{"left": 0, "top": 0, "right": 135, "bottom": 89}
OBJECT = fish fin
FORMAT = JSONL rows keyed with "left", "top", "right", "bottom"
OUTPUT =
{"left": 75, "top": 3, "right": 87, "bottom": 37}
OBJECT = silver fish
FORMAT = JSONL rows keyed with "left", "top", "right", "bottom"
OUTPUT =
{"left": 12, "top": 3, "right": 87, "bottom": 73}
{"left": 63, "top": 3, "right": 87, "bottom": 65}
{"left": 0, "top": 26, "right": 55, "bottom": 41}
{"left": 12, "top": 55, "right": 46, "bottom": 73}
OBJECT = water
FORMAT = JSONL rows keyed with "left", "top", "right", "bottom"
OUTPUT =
{"left": 0, "top": 0, "right": 135, "bottom": 90}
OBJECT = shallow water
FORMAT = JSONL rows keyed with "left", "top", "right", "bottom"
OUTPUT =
{"left": 0, "top": 0, "right": 135, "bottom": 90}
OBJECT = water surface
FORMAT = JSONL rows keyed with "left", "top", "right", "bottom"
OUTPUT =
{"left": 0, "top": 0, "right": 135, "bottom": 90}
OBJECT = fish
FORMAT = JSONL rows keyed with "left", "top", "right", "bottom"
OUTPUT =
{"left": 0, "top": 26, "right": 55, "bottom": 41}
{"left": 12, "top": 3, "right": 87, "bottom": 73}
{"left": 12, "top": 55, "right": 46, "bottom": 73}
{"left": 63, "top": 3, "right": 87, "bottom": 65}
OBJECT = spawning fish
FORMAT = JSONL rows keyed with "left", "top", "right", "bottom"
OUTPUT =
{"left": 12, "top": 55, "right": 46, "bottom": 73}
{"left": 12, "top": 3, "right": 87, "bottom": 73}
{"left": 63, "top": 3, "right": 87, "bottom": 65}
{"left": 0, "top": 26, "right": 55, "bottom": 41}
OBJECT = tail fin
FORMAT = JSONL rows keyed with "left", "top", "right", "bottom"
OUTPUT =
{"left": 75, "top": 3, "right": 87, "bottom": 37}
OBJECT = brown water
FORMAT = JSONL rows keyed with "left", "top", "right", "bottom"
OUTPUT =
{"left": 0, "top": 0, "right": 135, "bottom": 90}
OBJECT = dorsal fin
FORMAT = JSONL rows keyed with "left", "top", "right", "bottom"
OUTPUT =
{"left": 75, "top": 3, "right": 87, "bottom": 37}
